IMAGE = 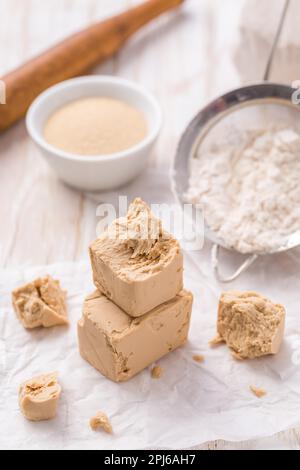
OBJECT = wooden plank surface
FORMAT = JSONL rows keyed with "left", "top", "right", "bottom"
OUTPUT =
{"left": 0, "top": 0, "right": 298, "bottom": 450}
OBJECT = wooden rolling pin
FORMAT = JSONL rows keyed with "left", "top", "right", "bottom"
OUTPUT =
{"left": 0, "top": 0, "right": 184, "bottom": 133}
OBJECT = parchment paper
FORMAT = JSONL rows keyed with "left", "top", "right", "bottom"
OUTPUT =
{"left": 1, "top": 170, "right": 300, "bottom": 450}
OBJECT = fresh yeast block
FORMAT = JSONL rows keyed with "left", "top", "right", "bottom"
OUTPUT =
{"left": 89, "top": 198, "right": 183, "bottom": 317}
{"left": 78, "top": 289, "right": 193, "bottom": 382}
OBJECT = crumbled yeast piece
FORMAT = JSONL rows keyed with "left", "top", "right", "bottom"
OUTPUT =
{"left": 117, "top": 197, "right": 164, "bottom": 260}
{"left": 216, "top": 291, "right": 285, "bottom": 359}
{"left": 12, "top": 275, "right": 68, "bottom": 328}
{"left": 151, "top": 365, "right": 163, "bottom": 379}
{"left": 250, "top": 385, "right": 267, "bottom": 398}
{"left": 209, "top": 334, "right": 224, "bottom": 347}
{"left": 90, "top": 411, "right": 112, "bottom": 434}
{"left": 192, "top": 354, "right": 205, "bottom": 363}
{"left": 19, "top": 372, "right": 61, "bottom": 421}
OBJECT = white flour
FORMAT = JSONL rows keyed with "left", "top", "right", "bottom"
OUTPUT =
{"left": 184, "top": 127, "right": 300, "bottom": 253}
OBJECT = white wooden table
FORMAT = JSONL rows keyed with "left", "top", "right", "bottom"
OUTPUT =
{"left": 0, "top": 0, "right": 299, "bottom": 450}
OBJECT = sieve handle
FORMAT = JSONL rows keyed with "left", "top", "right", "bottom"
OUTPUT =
{"left": 211, "top": 244, "right": 258, "bottom": 283}
{"left": 263, "top": 0, "right": 290, "bottom": 81}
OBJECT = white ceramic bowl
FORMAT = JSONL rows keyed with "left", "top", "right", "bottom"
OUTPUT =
{"left": 26, "top": 76, "right": 162, "bottom": 192}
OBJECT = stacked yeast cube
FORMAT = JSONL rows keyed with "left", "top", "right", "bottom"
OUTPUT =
{"left": 77, "top": 198, "right": 193, "bottom": 382}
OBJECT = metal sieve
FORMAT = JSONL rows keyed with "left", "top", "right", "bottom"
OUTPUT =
{"left": 172, "top": 0, "right": 300, "bottom": 282}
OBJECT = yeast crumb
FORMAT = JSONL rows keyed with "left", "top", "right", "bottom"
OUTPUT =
{"left": 151, "top": 365, "right": 163, "bottom": 379}
{"left": 209, "top": 334, "right": 224, "bottom": 347}
{"left": 193, "top": 354, "right": 205, "bottom": 363}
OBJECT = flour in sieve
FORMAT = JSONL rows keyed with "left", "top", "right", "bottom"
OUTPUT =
{"left": 184, "top": 127, "right": 300, "bottom": 253}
